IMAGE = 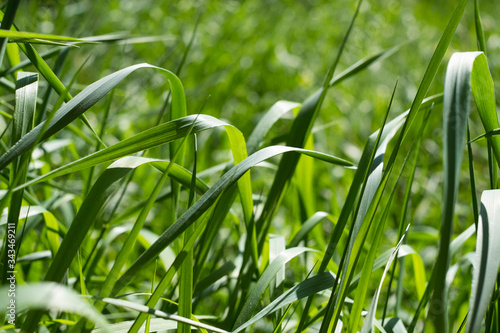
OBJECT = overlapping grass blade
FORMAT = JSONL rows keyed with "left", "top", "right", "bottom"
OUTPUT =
{"left": 465, "top": 190, "right": 500, "bottom": 333}
{"left": 0, "top": 0, "right": 21, "bottom": 67}
{"left": 321, "top": 81, "right": 397, "bottom": 332}
{"left": 256, "top": 0, "right": 363, "bottom": 245}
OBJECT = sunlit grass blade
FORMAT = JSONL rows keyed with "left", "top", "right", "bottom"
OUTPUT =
{"left": 474, "top": 0, "right": 486, "bottom": 54}
{"left": 91, "top": 318, "right": 177, "bottom": 333}
{"left": 246, "top": 100, "right": 301, "bottom": 153}
{"left": 465, "top": 190, "right": 500, "bottom": 333}
{"left": 0, "top": 30, "right": 97, "bottom": 44}
{"left": 0, "top": 282, "right": 110, "bottom": 331}
{"left": 288, "top": 211, "right": 330, "bottom": 248}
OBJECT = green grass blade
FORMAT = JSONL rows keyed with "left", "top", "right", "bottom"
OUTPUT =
{"left": 127, "top": 206, "right": 215, "bottom": 333}
{"left": 470, "top": 54, "right": 500, "bottom": 165}
{"left": 428, "top": 51, "right": 492, "bottom": 332}
{"left": 0, "top": 0, "right": 21, "bottom": 67}
{"left": 91, "top": 318, "right": 177, "bottom": 333}
{"left": 288, "top": 211, "right": 330, "bottom": 248}
{"left": 20, "top": 157, "right": 163, "bottom": 331}
{"left": 465, "top": 190, "right": 500, "bottom": 333}
{"left": 322, "top": 81, "right": 398, "bottom": 332}
{"left": 0, "top": 30, "right": 95, "bottom": 44}
{"left": 246, "top": 100, "right": 301, "bottom": 154}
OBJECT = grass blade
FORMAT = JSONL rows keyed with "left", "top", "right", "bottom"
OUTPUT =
{"left": 428, "top": 51, "right": 494, "bottom": 332}
{"left": 0, "top": 63, "right": 186, "bottom": 171}
{"left": 465, "top": 190, "right": 500, "bottom": 333}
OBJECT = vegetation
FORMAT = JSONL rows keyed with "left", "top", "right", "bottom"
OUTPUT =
{"left": 0, "top": 0, "right": 500, "bottom": 332}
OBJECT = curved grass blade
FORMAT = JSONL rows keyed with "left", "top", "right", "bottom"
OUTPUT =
{"left": 113, "top": 146, "right": 353, "bottom": 295}
{"left": 428, "top": 51, "right": 495, "bottom": 332}
{"left": 233, "top": 247, "right": 315, "bottom": 329}
{"left": 0, "top": 63, "right": 186, "bottom": 171}
{"left": 466, "top": 190, "right": 500, "bottom": 333}
{"left": 246, "top": 100, "right": 301, "bottom": 154}
{"left": 0, "top": 282, "right": 110, "bottom": 331}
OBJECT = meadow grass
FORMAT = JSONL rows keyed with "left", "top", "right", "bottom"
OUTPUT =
{"left": 0, "top": 0, "right": 500, "bottom": 332}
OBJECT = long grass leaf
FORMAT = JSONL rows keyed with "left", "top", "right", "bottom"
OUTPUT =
{"left": 428, "top": 51, "right": 494, "bottom": 332}
{"left": 0, "top": 63, "right": 186, "bottom": 171}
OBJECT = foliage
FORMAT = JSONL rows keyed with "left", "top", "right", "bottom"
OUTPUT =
{"left": 1, "top": 0, "right": 500, "bottom": 332}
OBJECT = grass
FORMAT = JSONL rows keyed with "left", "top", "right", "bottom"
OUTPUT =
{"left": 0, "top": 0, "right": 500, "bottom": 332}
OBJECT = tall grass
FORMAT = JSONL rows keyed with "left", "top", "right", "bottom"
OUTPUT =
{"left": 0, "top": 0, "right": 500, "bottom": 332}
